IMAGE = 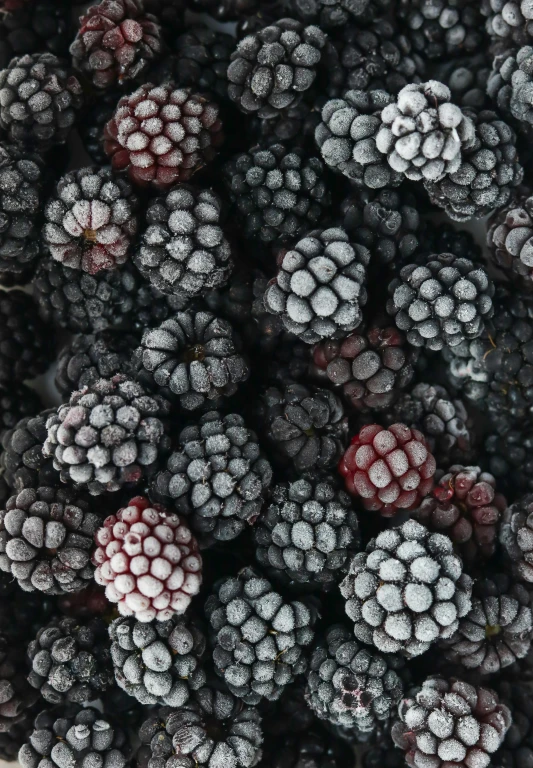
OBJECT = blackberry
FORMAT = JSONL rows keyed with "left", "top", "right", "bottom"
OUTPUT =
{"left": 482, "top": 0, "right": 533, "bottom": 46}
{"left": 500, "top": 495, "right": 533, "bottom": 582}
{"left": 0, "top": 714, "right": 33, "bottom": 762}
{"left": 387, "top": 253, "right": 495, "bottom": 351}
{"left": 205, "top": 566, "right": 316, "bottom": 703}
{"left": 399, "top": 0, "right": 486, "bottom": 60}
{"left": 417, "top": 221, "right": 482, "bottom": 262}
{"left": 0, "top": 384, "right": 42, "bottom": 443}
{"left": 261, "top": 727, "right": 352, "bottom": 768}
{"left": 79, "top": 89, "right": 123, "bottom": 167}
{"left": 0, "top": 53, "right": 83, "bottom": 151}
{"left": 264, "top": 228, "right": 369, "bottom": 344}
{"left": 103, "top": 84, "right": 224, "bottom": 190}
{"left": 223, "top": 144, "right": 330, "bottom": 243}
{"left": 288, "top": 0, "right": 392, "bottom": 27}
{"left": 144, "top": 0, "right": 185, "bottom": 29}
{"left": 129, "top": 280, "right": 192, "bottom": 334}
{"left": 43, "top": 167, "right": 139, "bottom": 275}
{"left": 135, "top": 185, "right": 232, "bottom": 298}
{"left": 486, "top": 48, "right": 519, "bottom": 119}
{"left": 392, "top": 676, "right": 512, "bottom": 768}
{"left": 441, "top": 574, "right": 533, "bottom": 675}
{"left": 0, "top": 142, "right": 43, "bottom": 278}
{"left": 484, "top": 428, "right": 533, "bottom": 500}
{"left": 133, "top": 310, "right": 250, "bottom": 411}
{"left": 0, "top": 632, "right": 37, "bottom": 731}
{"left": 0, "top": 290, "right": 53, "bottom": 384}
{"left": 189, "top": 0, "right": 281, "bottom": 19}
{"left": 488, "top": 193, "right": 533, "bottom": 289}
{"left": 375, "top": 80, "right": 476, "bottom": 182}
{"left": 137, "top": 688, "right": 263, "bottom": 768}
{"left": 0, "top": 485, "right": 100, "bottom": 595}
{"left": 55, "top": 332, "right": 137, "bottom": 397}
{"left": 1, "top": 410, "right": 57, "bottom": 492}
{"left": 44, "top": 376, "right": 170, "bottom": 496}
{"left": 253, "top": 478, "right": 360, "bottom": 587}
{"left": 259, "top": 381, "right": 348, "bottom": 474}
{"left": 315, "top": 90, "right": 404, "bottom": 188}
{"left": 340, "top": 520, "right": 473, "bottom": 657}
{"left": 0, "top": 1, "right": 70, "bottom": 70}
{"left": 245, "top": 94, "right": 322, "bottom": 148}
{"left": 312, "top": 324, "right": 417, "bottom": 413}
{"left": 151, "top": 411, "right": 272, "bottom": 547}
{"left": 27, "top": 616, "right": 113, "bottom": 705}
{"left": 435, "top": 54, "right": 492, "bottom": 109}
{"left": 496, "top": 681, "right": 533, "bottom": 768}
{"left": 70, "top": 0, "right": 163, "bottom": 90}
{"left": 305, "top": 623, "right": 404, "bottom": 730}
{"left": 109, "top": 613, "right": 206, "bottom": 706}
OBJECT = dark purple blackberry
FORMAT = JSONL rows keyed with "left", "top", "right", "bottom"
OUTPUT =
{"left": 0, "top": 713, "right": 34, "bottom": 762}
{"left": 484, "top": 428, "right": 533, "bottom": 500}
{"left": 488, "top": 194, "right": 533, "bottom": 290}
{"left": 1, "top": 409, "right": 57, "bottom": 492}
{"left": 261, "top": 725, "right": 353, "bottom": 768}
{"left": 0, "top": 384, "right": 42, "bottom": 443}
{"left": 496, "top": 681, "right": 533, "bottom": 768}
{"left": 79, "top": 89, "right": 123, "bottom": 167}
{"left": 0, "top": 632, "right": 37, "bottom": 731}
{"left": 55, "top": 332, "right": 137, "bottom": 397}
{"left": 399, "top": 0, "right": 487, "bottom": 60}
{"left": 0, "top": 1, "right": 70, "bottom": 70}
{"left": 0, "top": 291, "right": 53, "bottom": 385}
{"left": 482, "top": 0, "right": 533, "bottom": 47}
{"left": 434, "top": 54, "right": 491, "bottom": 109}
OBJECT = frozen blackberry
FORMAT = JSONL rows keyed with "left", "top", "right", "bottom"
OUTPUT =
{"left": 261, "top": 727, "right": 352, "bottom": 768}
{"left": 288, "top": 0, "right": 391, "bottom": 27}
{"left": 109, "top": 613, "right": 206, "bottom": 707}
{"left": 93, "top": 495, "right": 202, "bottom": 622}
{"left": 0, "top": 1, "right": 70, "bottom": 70}
{"left": 340, "top": 520, "right": 473, "bottom": 657}
{"left": 376, "top": 80, "right": 476, "bottom": 182}
{"left": 264, "top": 228, "right": 369, "bottom": 344}
{"left": 79, "top": 89, "right": 123, "bottom": 167}
{"left": 129, "top": 280, "right": 192, "bottom": 334}
{"left": 0, "top": 53, "right": 83, "bottom": 151}
{"left": 133, "top": 310, "right": 249, "bottom": 411}
{"left": 496, "top": 681, "right": 533, "bottom": 768}
{"left": 312, "top": 324, "right": 417, "bottom": 413}
{"left": 484, "top": 428, "right": 533, "bottom": 500}
{"left": 43, "top": 167, "right": 139, "bottom": 275}
{"left": 151, "top": 411, "right": 272, "bottom": 547}
{"left": 441, "top": 574, "right": 533, "bottom": 675}
{"left": 18, "top": 706, "right": 130, "bottom": 768}
{"left": 223, "top": 144, "right": 330, "bottom": 243}
{"left": 399, "top": 0, "right": 486, "bottom": 60}
{"left": 55, "top": 332, "right": 137, "bottom": 397}
{"left": 103, "top": 84, "right": 224, "bottom": 190}
{"left": 137, "top": 687, "right": 263, "bottom": 768}
{"left": 0, "top": 384, "right": 42, "bottom": 443}
{"left": 486, "top": 48, "right": 519, "bottom": 119}
{"left": 387, "top": 253, "right": 495, "bottom": 351}
{"left": 245, "top": 93, "right": 322, "bottom": 148}
{"left": 435, "top": 54, "right": 492, "bottom": 109}
{"left": 316, "top": 90, "right": 403, "bottom": 188}
{"left": 0, "top": 290, "right": 53, "bottom": 385}
{"left": 135, "top": 185, "right": 232, "bottom": 298}
{"left": 1, "top": 410, "right": 57, "bottom": 491}
{"left": 306, "top": 623, "right": 404, "bottom": 730}
{"left": 0, "top": 632, "right": 37, "bottom": 731}
{"left": 253, "top": 478, "right": 360, "bottom": 587}
{"left": 392, "top": 676, "right": 512, "bottom": 768}
{"left": 205, "top": 566, "right": 316, "bottom": 704}
{"left": 259, "top": 381, "right": 348, "bottom": 474}
{"left": 482, "top": 0, "right": 533, "bottom": 46}
{"left": 0, "top": 714, "right": 34, "bottom": 762}
{"left": 44, "top": 375, "right": 170, "bottom": 496}
{"left": 417, "top": 221, "right": 482, "bottom": 262}
{"left": 0, "top": 485, "right": 100, "bottom": 595}
{"left": 27, "top": 616, "right": 113, "bottom": 705}
{"left": 488, "top": 193, "right": 533, "bottom": 289}
{"left": 500, "top": 495, "right": 533, "bottom": 582}
{"left": 70, "top": 0, "right": 163, "bottom": 90}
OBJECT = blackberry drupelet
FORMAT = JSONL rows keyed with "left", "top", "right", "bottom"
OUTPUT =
{"left": 0, "top": 384, "right": 42, "bottom": 443}
{"left": 223, "top": 143, "right": 330, "bottom": 243}
{"left": 0, "top": 53, "right": 83, "bottom": 150}
{"left": 151, "top": 411, "right": 272, "bottom": 547}
{"left": 488, "top": 194, "right": 533, "bottom": 289}
{"left": 253, "top": 478, "right": 360, "bottom": 586}
{"left": 288, "top": 0, "right": 392, "bottom": 27}
{"left": 205, "top": 566, "right": 316, "bottom": 704}
{"left": 109, "top": 613, "right": 206, "bottom": 707}
{"left": 70, "top": 0, "right": 162, "bottom": 90}
{"left": 0, "top": 485, "right": 100, "bottom": 595}
{"left": 1, "top": 410, "right": 57, "bottom": 491}
{"left": 399, "top": 0, "right": 486, "bottom": 60}
{"left": 259, "top": 381, "right": 348, "bottom": 474}
{"left": 0, "top": 1, "right": 70, "bottom": 70}
{"left": 44, "top": 376, "right": 170, "bottom": 495}
{"left": 135, "top": 185, "right": 232, "bottom": 298}
{"left": 55, "top": 332, "right": 137, "bottom": 397}
{"left": 305, "top": 623, "right": 404, "bottom": 730}
{"left": 340, "top": 520, "right": 473, "bottom": 657}
{"left": 0, "top": 290, "right": 52, "bottom": 384}
{"left": 134, "top": 310, "right": 249, "bottom": 411}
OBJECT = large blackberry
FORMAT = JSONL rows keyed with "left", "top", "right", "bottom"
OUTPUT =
{"left": 1, "top": 410, "right": 57, "bottom": 491}
{"left": 0, "top": 290, "right": 52, "bottom": 384}
{"left": 55, "top": 332, "right": 137, "bottom": 397}
{"left": 306, "top": 623, "right": 404, "bottom": 730}
{"left": 0, "top": 1, "right": 70, "bottom": 70}
{"left": 206, "top": 567, "right": 316, "bottom": 703}
{"left": 0, "top": 384, "right": 42, "bottom": 443}
{"left": 340, "top": 520, "right": 473, "bottom": 657}
{"left": 151, "top": 411, "right": 272, "bottom": 547}
{"left": 253, "top": 478, "right": 360, "bottom": 587}
{"left": 488, "top": 193, "right": 533, "bottom": 289}
{"left": 399, "top": 0, "right": 486, "bottom": 60}
{"left": 109, "top": 613, "right": 206, "bottom": 707}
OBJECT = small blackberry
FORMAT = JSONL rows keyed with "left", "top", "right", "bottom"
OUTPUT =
{"left": 288, "top": 0, "right": 392, "bottom": 27}
{"left": 0, "top": 384, "right": 42, "bottom": 443}
{"left": 205, "top": 566, "right": 316, "bottom": 703}
{"left": 340, "top": 520, "right": 473, "bottom": 657}
{"left": 55, "top": 332, "right": 137, "bottom": 397}
{"left": 488, "top": 193, "right": 533, "bottom": 289}
{"left": 399, "top": 0, "right": 486, "bottom": 60}
{"left": 0, "top": 1, "right": 70, "bottom": 70}
{"left": 1, "top": 409, "right": 57, "bottom": 491}
{"left": 0, "top": 290, "right": 53, "bottom": 384}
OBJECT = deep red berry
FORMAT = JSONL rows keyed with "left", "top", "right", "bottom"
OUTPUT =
{"left": 338, "top": 423, "right": 436, "bottom": 516}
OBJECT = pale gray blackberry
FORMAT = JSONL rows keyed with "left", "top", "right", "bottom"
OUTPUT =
{"left": 482, "top": 0, "right": 533, "bottom": 48}
{"left": 253, "top": 478, "right": 360, "bottom": 586}
{"left": 0, "top": 384, "right": 42, "bottom": 443}
{"left": 399, "top": 0, "right": 486, "bottom": 60}
{"left": 340, "top": 520, "right": 473, "bottom": 658}
{"left": 500, "top": 495, "right": 533, "bottom": 582}
{"left": 440, "top": 574, "right": 533, "bottom": 675}
{"left": 1, "top": 410, "right": 57, "bottom": 491}
{"left": 43, "top": 376, "right": 170, "bottom": 496}
{"left": 205, "top": 566, "right": 316, "bottom": 704}
{"left": 0, "top": 485, "right": 99, "bottom": 595}
{"left": 387, "top": 253, "right": 495, "bottom": 351}
{"left": 55, "top": 332, "right": 137, "bottom": 397}
{"left": 305, "top": 624, "right": 405, "bottom": 730}
{"left": 223, "top": 144, "right": 330, "bottom": 243}
{"left": 134, "top": 185, "right": 232, "bottom": 298}
{"left": 27, "top": 616, "right": 113, "bottom": 705}
{"left": 288, "top": 0, "right": 392, "bottom": 27}
{"left": 227, "top": 18, "right": 327, "bottom": 117}
{"left": 264, "top": 228, "right": 369, "bottom": 345}
{"left": 109, "top": 614, "right": 206, "bottom": 707}
{"left": 315, "top": 90, "right": 403, "bottom": 188}
{"left": 259, "top": 381, "right": 348, "bottom": 474}
{"left": 137, "top": 688, "right": 263, "bottom": 768}
{"left": 375, "top": 80, "right": 476, "bottom": 182}
{"left": 133, "top": 311, "right": 249, "bottom": 411}
{"left": 0, "top": 53, "right": 83, "bottom": 150}
{"left": 151, "top": 411, "right": 272, "bottom": 547}
{"left": 0, "top": 290, "right": 52, "bottom": 385}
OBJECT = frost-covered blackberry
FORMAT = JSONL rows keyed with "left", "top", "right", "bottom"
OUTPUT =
{"left": 399, "top": 0, "right": 486, "bottom": 60}
{"left": 288, "top": 0, "right": 392, "bottom": 27}
{"left": 55, "top": 332, "right": 137, "bottom": 397}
